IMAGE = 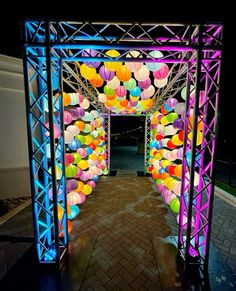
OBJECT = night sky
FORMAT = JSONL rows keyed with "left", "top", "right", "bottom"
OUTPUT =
{"left": 0, "top": 5, "right": 234, "bottom": 160}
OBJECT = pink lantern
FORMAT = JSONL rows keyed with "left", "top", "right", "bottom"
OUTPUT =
{"left": 80, "top": 171, "right": 90, "bottom": 181}
{"left": 153, "top": 64, "right": 169, "bottom": 80}
{"left": 64, "top": 111, "right": 73, "bottom": 125}
{"left": 138, "top": 78, "right": 151, "bottom": 90}
{"left": 177, "top": 147, "right": 183, "bottom": 159}
{"left": 65, "top": 154, "right": 75, "bottom": 166}
{"left": 125, "top": 50, "right": 143, "bottom": 72}
{"left": 77, "top": 148, "right": 87, "bottom": 158}
{"left": 87, "top": 180, "right": 96, "bottom": 189}
{"left": 45, "top": 122, "right": 60, "bottom": 139}
{"left": 67, "top": 191, "right": 82, "bottom": 205}
{"left": 173, "top": 182, "right": 181, "bottom": 196}
{"left": 77, "top": 192, "right": 87, "bottom": 204}
{"left": 165, "top": 192, "right": 176, "bottom": 205}
{"left": 115, "top": 86, "right": 127, "bottom": 97}
{"left": 140, "top": 85, "right": 155, "bottom": 99}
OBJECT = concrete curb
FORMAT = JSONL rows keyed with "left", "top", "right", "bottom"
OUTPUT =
{"left": 215, "top": 186, "right": 236, "bottom": 207}
{"left": 0, "top": 199, "right": 31, "bottom": 226}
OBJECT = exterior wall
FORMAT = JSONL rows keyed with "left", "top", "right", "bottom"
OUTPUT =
{"left": 0, "top": 54, "right": 30, "bottom": 199}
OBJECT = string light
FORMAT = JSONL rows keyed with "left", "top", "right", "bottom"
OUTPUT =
{"left": 111, "top": 126, "right": 143, "bottom": 136}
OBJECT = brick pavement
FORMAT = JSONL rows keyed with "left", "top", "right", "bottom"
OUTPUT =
{"left": 72, "top": 175, "right": 172, "bottom": 290}
{"left": 0, "top": 173, "right": 235, "bottom": 289}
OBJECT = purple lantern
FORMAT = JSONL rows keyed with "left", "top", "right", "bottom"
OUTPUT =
{"left": 167, "top": 98, "right": 178, "bottom": 108}
{"left": 66, "top": 179, "right": 78, "bottom": 193}
{"left": 99, "top": 65, "right": 115, "bottom": 81}
{"left": 82, "top": 49, "right": 101, "bottom": 68}
{"left": 173, "top": 118, "right": 184, "bottom": 129}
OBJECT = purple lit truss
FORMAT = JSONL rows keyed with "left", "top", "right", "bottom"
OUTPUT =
{"left": 22, "top": 20, "right": 223, "bottom": 271}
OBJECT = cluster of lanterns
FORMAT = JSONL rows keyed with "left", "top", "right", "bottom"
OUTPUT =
{"left": 46, "top": 92, "right": 108, "bottom": 235}
{"left": 79, "top": 49, "right": 170, "bottom": 114}
{"left": 148, "top": 86, "right": 203, "bottom": 222}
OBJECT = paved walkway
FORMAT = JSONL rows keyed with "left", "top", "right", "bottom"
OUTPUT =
{"left": 72, "top": 175, "right": 170, "bottom": 290}
{"left": 0, "top": 204, "right": 33, "bottom": 279}
{"left": 0, "top": 172, "right": 235, "bottom": 288}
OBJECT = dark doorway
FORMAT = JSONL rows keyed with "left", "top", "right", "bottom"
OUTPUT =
{"left": 110, "top": 116, "right": 145, "bottom": 171}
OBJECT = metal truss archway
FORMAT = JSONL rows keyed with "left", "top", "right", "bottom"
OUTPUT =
{"left": 22, "top": 20, "right": 223, "bottom": 271}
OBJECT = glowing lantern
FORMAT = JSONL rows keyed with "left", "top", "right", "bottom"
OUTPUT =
{"left": 76, "top": 181, "right": 84, "bottom": 192}
{"left": 75, "top": 121, "right": 86, "bottom": 131}
{"left": 141, "top": 99, "right": 153, "bottom": 110}
{"left": 181, "top": 85, "right": 195, "bottom": 100}
{"left": 66, "top": 125, "right": 80, "bottom": 136}
{"left": 130, "top": 86, "right": 141, "bottom": 97}
{"left": 99, "top": 65, "right": 115, "bottom": 81}
{"left": 90, "top": 73, "right": 104, "bottom": 87}
{"left": 82, "top": 48, "right": 100, "bottom": 68}
{"left": 80, "top": 63, "right": 96, "bottom": 80}
{"left": 82, "top": 184, "right": 92, "bottom": 195}
{"left": 120, "top": 99, "right": 128, "bottom": 107}
{"left": 116, "top": 65, "right": 131, "bottom": 82}
{"left": 138, "top": 78, "right": 151, "bottom": 90}
{"left": 125, "top": 50, "right": 143, "bottom": 72}
{"left": 63, "top": 111, "right": 73, "bottom": 125}
{"left": 66, "top": 179, "right": 78, "bottom": 192}
{"left": 68, "top": 205, "right": 80, "bottom": 219}
{"left": 107, "top": 76, "right": 120, "bottom": 89}
{"left": 153, "top": 64, "right": 169, "bottom": 80}
{"left": 105, "top": 50, "right": 122, "bottom": 71}
{"left": 84, "top": 135, "right": 93, "bottom": 145}
{"left": 124, "top": 78, "right": 136, "bottom": 90}
{"left": 170, "top": 197, "right": 180, "bottom": 213}
{"left": 188, "top": 131, "right": 203, "bottom": 146}
{"left": 68, "top": 93, "right": 79, "bottom": 105}
{"left": 65, "top": 154, "right": 75, "bottom": 166}
{"left": 80, "top": 99, "right": 90, "bottom": 109}
{"left": 64, "top": 130, "right": 74, "bottom": 144}
{"left": 171, "top": 135, "right": 183, "bottom": 146}
{"left": 68, "top": 139, "right": 81, "bottom": 150}
{"left": 115, "top": 86, "right": 127, "bottom": 97}
{"left": 141, "top": 85, "right": 155, "bottom": 99}
{"left": 78, "top": 159, "right": 89, "bottom": 170}
{"left": 154, "top": 77, "right": 168, "bottom": 88}
{"left": 134, "top": 65, "right": 150, "bottom": 81}
{"left": 65, "top": 165, "right": 77, "bottom": 178}
{"left": 146, "top": 50, "right": 164, "bottom": 71}
{"left": 173, "top": 182, "right": 181, "bottom": 196}
{"left": 45, "top": 122, "right": 60, "bottom": 138}
{"left": 174, "top": 164, "right": 182, "bottom": 178}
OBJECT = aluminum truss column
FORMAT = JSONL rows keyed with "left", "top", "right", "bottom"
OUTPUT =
{"left": 144, "top": 115, "right": 151, "bottom": 174}
{"left": 178, "top": 25, "right": 222, "bottom": 271}
{"left": 22, "top": 20, "right": 68, "bottom": 264}
{"left": 103, "top": 114, "right": 111, "bottom": 175}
